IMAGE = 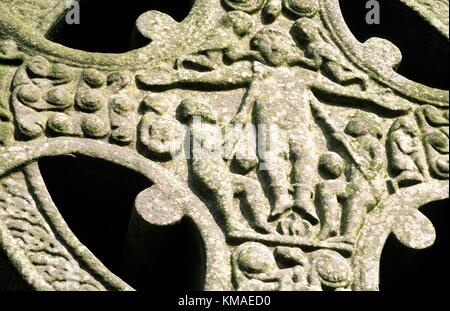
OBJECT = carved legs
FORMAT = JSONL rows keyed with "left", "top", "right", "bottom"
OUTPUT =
{"left": 191, "top": 159, "right": 246, "bottom": 234}
{"left": 290, "top": 133, "right": 319, "bottom": 224}
{"left": 257, "top": 125, "right": 320, "bottom": 224}
{"left": 340, "top": 180, "right": 375, "bottom": 243}
{"left": 259, "top": 132, "right": 294, "bottom": 218}
{"left": 322, "top": 61, "right": 369, "bottom": 91}
{"left": 266, "top": 169, "right": 294, "bottom": 219}
{"left": 316, "top": 180, "right": 346, "bottom": 240}
{"left": 232, "top": 174, "right": 272, "bottom": 234}
{"left": 191, "top": 159, "right": 273, "bottom": 236}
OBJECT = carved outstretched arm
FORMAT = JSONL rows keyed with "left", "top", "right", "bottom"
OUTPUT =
{"left": 311, "top": 75, "right": 411, "bottom": 114}
{"left": 367, "top": 143, "right": 385, "bottom": 177}
{"left": 225, "top": 95, "right": 256, "bottom": 161}
{"left": 137, "top": 62, "right": 254, "bottom": 89}
{"left": 291, "top": 56, "right": 320, "bottom": 70}
{"left": 226, "top": 47, "right": 264, "bottom": 63}
{"left": 310, "top": 98, "right": 339, "bottom": 133}
{"left": 305, "top": 48, "right": 323, "bottom": 69}
{"left": 332, "top": 132, "right": 354, "bottom": 155}
{"left": 312, "top": 99, "right": 367, "bottom": 170}
{"left": 232, "top": 95, "right": 255, "bottom": 125}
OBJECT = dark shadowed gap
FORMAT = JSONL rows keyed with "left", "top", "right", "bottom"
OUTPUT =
{"left": 0, "top": 248, "right": 32, "bottom": 291}
{"left": 339, "top": 0, "right": 449, "bottom": 89}
{"left": 379, "top": 199, "right": 449, "bottom": 291}
{"left": 122, "top": 217, "right": 207, "bottom": 291}
{"left": 47, "top": 0, "right": 195, "bottom": 53}
{"left": 38, "top": 155, "right": 206, "bottom": 291}
{"left": 38, "top": 155, "right": 151, "bottom": 286}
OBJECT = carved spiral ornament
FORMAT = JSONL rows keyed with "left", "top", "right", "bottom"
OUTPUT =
{"left": 222, "top": 0, "right": 267, "bottom": 13}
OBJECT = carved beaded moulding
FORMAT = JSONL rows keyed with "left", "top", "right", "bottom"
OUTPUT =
{"left": 0, "top": 0, "right": 448, "bottom": 291}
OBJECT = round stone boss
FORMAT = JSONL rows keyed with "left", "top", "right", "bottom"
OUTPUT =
{"left": 0, "top": 0, "right": 448, "bottom": 291}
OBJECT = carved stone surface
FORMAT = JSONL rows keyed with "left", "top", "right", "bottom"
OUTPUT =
{"left": 0, "top": 0, "right": 448, "bottom": 291}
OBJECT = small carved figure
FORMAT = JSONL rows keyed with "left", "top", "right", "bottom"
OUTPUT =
{"left": 419, "top": 106, "right": 449, "bottom": 179}
{"left": 308, "top": 250, "right": 353, "bottom": 290}
{"left": 276, "top": 212, "right": 314, "bottom": 237}
{"left": 274, "top": 247, "right": 352, "bottom": 290}
{"left": 139, "top": 95, "right": 184, "bottom": 160}
{"left": 179, "top": 98, "right": 272, "bottom": 236}
{"left": 387, "top": 116, "right": 428, "bottom": 187}
{"left": 312, "top": 102, "right": 385, "bottom": 243}
{"left": 338, "top": 114, "right": 385, "bottom": 243}
{"left": 227, "top": 28, "right": 323, "bottom": 222}
{"left": 315, "top": 152, "right": 347, "bottom": 240}
{"left": 232, "top": 242, "right": 312, "bottom": 291}
{"left": 176, "top": 11, "right": 256, "bottom": 71}
{"left": 292, "top": 18, "right": 369, "bottom": 90}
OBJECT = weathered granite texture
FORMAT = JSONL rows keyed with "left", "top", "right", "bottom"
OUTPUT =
{"left": 398, "top": 0, "right": 449, "bottom": 37}
{"left": 0, "top": 0, "right": 448, "bottom": 291}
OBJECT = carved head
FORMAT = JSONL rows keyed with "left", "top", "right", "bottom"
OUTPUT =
{"left": 345, "top": 113, "right": 383, "bottom": 139}
{"left": 26, "top": 55, "right": 52, "bottom": 77}
{"left": 178, "top": 98, "right": 218, "bottom": 124}
{"left": 389, "top": 116, "right": 420, "bottom": 137}
{"left": 250, "top": 27, "right": 296, "bottom": 67}
{"left": 292, "top": 17, "right": 322, "bottom": 45}
{"left": 309, "top": 250, "right": 353, "bottom": 290}
{"left": 220, "top": 11, "right": 254, "bottom": 37}
{"left": 319, "top": 152, "right": 346, "bottom": 180}
{"left": 142, "top": 94, "right": 170, "bottom": 116}
{"left": 233, "top": 242, "right": 277, "bottom": 275}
